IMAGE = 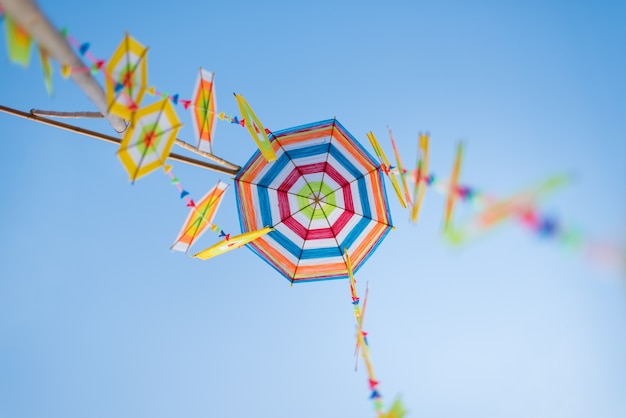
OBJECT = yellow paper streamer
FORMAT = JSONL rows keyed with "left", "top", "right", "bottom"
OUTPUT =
{"left": 410, "top": 133, "right": 429, "bottom": 223}
{"left": 366, "top": 131, "right": 406, "bottom": 208}
{"left": 233, "top": 93, "right": 276, "bottom": 162}
{"left": 38, "top": 46, "right": 53, "bottom": 95}
{"left": 388, "top": 127, "right": 412, "bottom": 207}
{"left": 193, "top": 227, "right": 273, "bottom": 260}
{"left": 444, "top": 142, "right": 463, "bottom": 231}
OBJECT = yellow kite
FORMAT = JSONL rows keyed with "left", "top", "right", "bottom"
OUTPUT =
{"left": 105, "top": 33, "right": 148, "bottom": 120}
{"left": 193, "top": 227, "right": 273, "bottom": 260}
{"left": 410, "top": 133, "right": 430, "bottom": 223}
{"left": 117, "top": 99, "right": 181, "bottom": 182}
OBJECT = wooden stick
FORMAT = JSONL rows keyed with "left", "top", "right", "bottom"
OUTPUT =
{"left": 173, "top": 139, "right": 240, "bottom": 171}
{"left": 0, "top": 105, "right": 240, "bottom": 176}
{"left": 28, "top": 109, "right": 241, "bottom": 171}
{"left": 30, "top": 109, "right": 105, "bottom": 119}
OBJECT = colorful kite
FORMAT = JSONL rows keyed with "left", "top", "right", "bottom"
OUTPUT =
{"left": 190, "top": 68, "right": 217, "bottom": 153}
{"left": 105, "top": 33, "right": 148, "bottom": 120}
{"left": 117, "top": 98, "right": 182, "bottom": 182}
{"left": 171, "top": 180, "right": 229, "bottom": 253}
{"left": 446, "top": 174, "right": 571, "bottom": 244}
{"left": 234, "top": 119, "right": 392, "bottom": 283}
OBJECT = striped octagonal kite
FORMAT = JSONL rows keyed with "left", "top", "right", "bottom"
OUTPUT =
{"left": 234, "top": 119, "right": 393, "bottom": 283}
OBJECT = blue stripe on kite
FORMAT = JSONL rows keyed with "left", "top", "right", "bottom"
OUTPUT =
{"left": 329, "top": 145, "right": 362, "bottom": 179}
{"left": 339, "top": 216, "right": 372, "bottom": 250}
{"left": 270, "top": 119, "right": 335, "bottom": 138}
{"left": 300, "top": 246, "right": 342, "bottom": 259}
{"left": 268, "top": 229, "right": 305, "bottom": 258}
{"left": 245, "top": 237, "right": 351, "bottom": 283}
{"left": 284, "top": 142, "right": 330, "bottom": 160}
{"left": 357, "top": 177, "right": 371, "bottom": 218}
{"left": 258, "top": 186, "right": 274, "bottom": 227}
{"left": 269, "top": 228, "right": 344, "bottom": 259}
{"left": 258, "top": 152, "right": 290, "bottom": 187}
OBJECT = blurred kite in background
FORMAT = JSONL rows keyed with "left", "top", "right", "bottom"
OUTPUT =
{"left": 193, "top": 227, "right": 274, "bottom": 260}
{"left": 410, "top": 133, "right": 429, "bottom": 223}
{"left": 444, "top": 142, "right": 463, "bottom": 231}
{"left": 105, "top": 33, "right": 148, "bottom": 119}
{"left": 3, "top": 13, "right": 31, "bottom": 66}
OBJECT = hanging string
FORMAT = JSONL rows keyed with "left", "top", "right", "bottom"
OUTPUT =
{"left": 345, "top": 250, "right": 385, "bottom": 416}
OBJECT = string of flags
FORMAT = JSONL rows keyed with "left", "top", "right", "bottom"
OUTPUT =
{"left": 345, "top": 249, "right": 406, "bottom": 418}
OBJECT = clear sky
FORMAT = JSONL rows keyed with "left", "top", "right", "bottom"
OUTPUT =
{"left": 1, "top": 1, "right": 625, "bottom": 417}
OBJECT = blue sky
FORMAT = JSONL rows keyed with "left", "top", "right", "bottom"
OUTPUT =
{"left": 1, "top": 1, "right": 625, "bottom": 417}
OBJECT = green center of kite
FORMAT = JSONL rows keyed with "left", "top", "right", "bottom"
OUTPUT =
{"left": 136, "top": 123, "right": 163, "bottom": 154}
{"left": 121, "top": 64, "right": 135, "bottom": 91}
{"left": 296, "top": 181, "right": 336, "bottom": 220}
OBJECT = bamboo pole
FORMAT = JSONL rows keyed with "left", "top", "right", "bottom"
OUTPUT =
{"left": 0, "top": 0, "right": 127, "bottom": 133}
{"left": 0, "top": 105, "right": 240, "bottom": 176}
{"left": 29, "top": 109, "right": 241, "bottom": 171}
{"left": 30, "top": 110, "right": 106, "bottom": 119}
{"left": 172, "top": 139, "right": 240, "bottom": 171}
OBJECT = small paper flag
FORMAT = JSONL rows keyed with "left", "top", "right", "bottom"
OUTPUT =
{"left": 38, "top": 46, "right": 53, "bottom": 95}
{"left": 4, "top": 15, "right": 32, "bottom": 67}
